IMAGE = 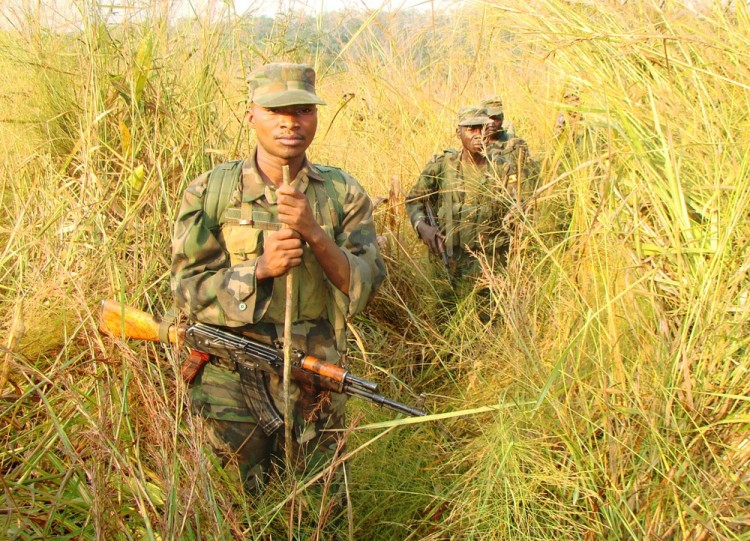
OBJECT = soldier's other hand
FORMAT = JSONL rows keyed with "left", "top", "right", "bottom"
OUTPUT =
{"left": 417, "top": 222, "right": 445, "bottom": 256}
{"left": 255, "top": 228, "right": 303, "bottom": 280}
{"left": 508, "top": 137, "right": 528, "bottom": 152}
{"left": 276, "top": 184, "right": 317, "bottom": 239}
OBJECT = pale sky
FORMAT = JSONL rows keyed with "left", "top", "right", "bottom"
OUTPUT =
{"left": 182, "top": 0, "right": 457, "bottom": 18}
{"left": 0, "top": 0, "right": 459, "bottom": 31}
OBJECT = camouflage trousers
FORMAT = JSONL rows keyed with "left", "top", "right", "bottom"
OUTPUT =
{"left": 450, "top": 241, "right": 509, "bottom": 284}
{"left": 189, "top": 360, "right": 348, "bottom": 497}
{"left": 430, "top": 244, "right": 508, "bottom": 323}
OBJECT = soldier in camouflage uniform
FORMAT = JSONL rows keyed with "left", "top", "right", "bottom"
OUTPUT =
{"left": 548, "top": 88, "right": 610, "bottom": 235}
{"left": 479, "top": 95, "right": 539, "bottom": 184}
{"left": 553, "top": 89, "right": 602, "bottom": 156}
{"left": 405, "top": 106, "right": 513, "bottom": 286}
{"left": 170, "top": 63, "right": 386, "bottom": 497}
{"left": 481, "top": 95, "right": 515, "bottom": 145}
{"left": 554, "top": 90, "right": 582, "bottom": 138}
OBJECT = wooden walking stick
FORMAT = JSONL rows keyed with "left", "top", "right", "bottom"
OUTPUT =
{"left": 281, "top": 164, "right": 295, "bottom": 472}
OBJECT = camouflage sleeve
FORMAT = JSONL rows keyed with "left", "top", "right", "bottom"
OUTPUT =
{"left": 404, "top": 154, "right": 444, "bottom": 231}
{"left": 330, "top": 172, "right": 386, "bottom": 318}
{"left": 554, "top": 112, "right": 566, "bottom": 137}
{"left": 170, "top": 174, "right": 271, "bottom": 327}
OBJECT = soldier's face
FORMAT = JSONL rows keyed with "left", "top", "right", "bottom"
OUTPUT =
{"left": 457, "top": 124, "right": 486, "bottom": 155}
{"left": 247, "top": 103, "right": 317, "bottom": 161}
{"left": 487, "top": 114, "right": 504, "bottom": 135}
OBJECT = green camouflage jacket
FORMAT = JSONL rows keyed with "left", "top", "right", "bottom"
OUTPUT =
{"left": 486, "top": 132, "right": 540, "bottom": 183}
{"left": 171, "top": 153, "right": 386, "bottom": 362}
{"left": 405, "top": 149, "right": 513, "bottom": 259}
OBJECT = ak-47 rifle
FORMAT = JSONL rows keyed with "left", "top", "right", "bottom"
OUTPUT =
{"left": 424, "top": 200, "right": 449, "bottom": 271}
{"left": 98, "top": 300, "right": 425, "bottom": 434}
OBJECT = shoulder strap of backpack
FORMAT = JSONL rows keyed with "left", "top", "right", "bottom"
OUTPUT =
{"left": 203, "top": 159, "right": 244, "bottom": 231}
{"left": 314, "top": 164, "right": 347, "bottom": 231}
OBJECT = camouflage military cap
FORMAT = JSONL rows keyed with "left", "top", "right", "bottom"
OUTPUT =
{"left": 247, "top": 63, "right": 327, "bottom": 107}
{"left": 457, "top": 106, "right": 490, "bottom": 127}
{"left": 479, "top": 95, "right": 503, "bottom": 118}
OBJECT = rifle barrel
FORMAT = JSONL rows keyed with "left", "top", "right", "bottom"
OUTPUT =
{"left": 345, "top": 385, "right": 425, "bottom": 417}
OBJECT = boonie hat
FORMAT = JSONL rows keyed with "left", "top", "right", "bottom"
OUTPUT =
{"left": 457, "top": 106, "right": 491, "bottom": 127}
{"left": 247, "top": 62, "right": 327, "bottom": 107}
{"left": 479, "top": 95, "right": 503, "bottom": 117}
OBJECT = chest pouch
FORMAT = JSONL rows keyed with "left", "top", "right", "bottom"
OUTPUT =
{"left": 232, "top": 187, "right": 333, "bottom": 324}
{"left": 222, "top": 202, "right": 277, "bottom": 266}
{"left": 458, "top": 172, "right": 493, "bottom": 249}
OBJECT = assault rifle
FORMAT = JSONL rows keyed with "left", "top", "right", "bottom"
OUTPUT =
{"left": 98, "top": 300, "right": 425, "bottom": 433}
{"left": 424, "top": 200, "right": 449, "bottom": 271}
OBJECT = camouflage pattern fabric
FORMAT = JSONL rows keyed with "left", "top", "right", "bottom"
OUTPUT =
{"left": 479, "top": 95, "right": 503, "bottom": 118}
{"left": 171, "top": 156, "right": 385, "bottom": 349}
{"left": 247, "top": 62, "right": 327, "bottom": 108}
{"left": 190, "top": 361, "right": 348, "bottom": 493}
{"left": 456, "top": 105, "right": 492, "bottom": 127}
{"left": 547, "top": 111, "right": 610, "bottom": 237}
{"left": 485, "top": 135, "right": 541, "bottom": 184}
{"left": 551, "top": 89, "right": 609, "bottom": 183}
{"left": 405, "top": 149, "right": 514, "bottom": 282}
{"left": 477, "top": 94, "right": 534, "bottom": 178}
{"left": 478, "top": 95, "right": 515, "bottom": 141}
{"left": 171, "top": 153, "right": 385, "bottom": 490}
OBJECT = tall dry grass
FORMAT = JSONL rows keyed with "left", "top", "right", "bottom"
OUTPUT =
{"left": 1, "top": 0, "right": 748, "bottom": 539}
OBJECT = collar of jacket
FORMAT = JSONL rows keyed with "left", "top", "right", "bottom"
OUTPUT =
{"left": 239, "top": 150, "right": 327, "bottom": 203}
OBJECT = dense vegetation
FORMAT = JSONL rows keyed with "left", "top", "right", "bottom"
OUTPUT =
{"left": 1, "top": 1, "right": 748, "bottom": 539}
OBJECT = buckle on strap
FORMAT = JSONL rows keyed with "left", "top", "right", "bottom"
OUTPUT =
{"left": 158, "top": 309, "right": 177, "bottom": 344}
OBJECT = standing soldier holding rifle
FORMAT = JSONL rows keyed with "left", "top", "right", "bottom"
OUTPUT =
{"left": 405, "top": 106, "right": 513, "bottom": 291}
{"left": 170, "top": 62, "right": 386, "bottom": 510}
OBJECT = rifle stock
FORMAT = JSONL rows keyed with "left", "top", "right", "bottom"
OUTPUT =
{"left": 98, "top": 299, "right": 426, "bottom": 418}
{"left": 99, "top": 299, "right": 180, "bottom": 343}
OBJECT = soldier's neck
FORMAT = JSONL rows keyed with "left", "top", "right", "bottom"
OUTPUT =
{"left": 461, "top": 149, "right": 486, "bottom": 166}
{"left": 254, "top": 150, "right": 306, "bottom": 187}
